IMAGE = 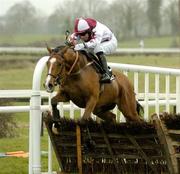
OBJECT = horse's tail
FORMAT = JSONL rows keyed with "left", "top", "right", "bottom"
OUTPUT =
{"left": 136, "top": 100, "right": 144, "bottom": 117}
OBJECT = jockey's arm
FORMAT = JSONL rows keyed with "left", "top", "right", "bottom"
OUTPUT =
{"left": 74, "top": 30, "right": 103, "bottom": 50}
{"left": 68, "top": 33, "right": 79, "bottom": 46}
{"left": 84, "top": 33, "right": 102, "bottom": 48}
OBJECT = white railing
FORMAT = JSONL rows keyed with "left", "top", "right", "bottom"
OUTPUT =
{"left": 0, "top": 56, "right": 180, "bottom": 174}
{"left": 1, "top": 47, "right": 180, "bottom": 55}
{"left": 116, "top": 48, "right": 180, "bottom": 55}
{"left": 109, "top": 62, "right": 180, "bottom": 120}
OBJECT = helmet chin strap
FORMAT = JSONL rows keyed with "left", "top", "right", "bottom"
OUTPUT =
{"left": 87, "top": 32, "right": 92, "bottom": 41}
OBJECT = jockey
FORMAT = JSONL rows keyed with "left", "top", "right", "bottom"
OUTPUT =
{"left": 69, "top": 17, "right": 118, "bottom": 83}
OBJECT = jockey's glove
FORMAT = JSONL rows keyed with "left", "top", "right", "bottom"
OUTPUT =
{"left": 67, "top": 33, "right": 78, "bottom": 46}
{"left": 74, "top": 43, "right": 84, "bottom": 50}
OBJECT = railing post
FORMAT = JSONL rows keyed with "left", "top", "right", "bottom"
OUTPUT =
{"left": 165, "top": 75, "right": 170, "bottom": 113}
{"left": 70, "top": 101, "right": 74, "bottom": 119}
{"left": 30, "top": 91, "right": 41, "bottom": 174}
{"left": 155, "top": 74, "right": 159, "bottom": 115}
{"left": 48, "top": 93, "right": 53, "bottom": 174}
{"left": 134, "top": 72, "right": 139, "bottom": 96}
{"left": 176, "top": 76, "right": 180, "bottom": 113}
{"left": 29, "top": 56, "right": 49, "bottom": 174}
{"left": 144, "top": 73, "right": 149, "bottom": 120}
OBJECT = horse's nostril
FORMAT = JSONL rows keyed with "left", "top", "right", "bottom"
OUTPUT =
{"left": 48, "top": 83, "right": 53, "bottom": 89}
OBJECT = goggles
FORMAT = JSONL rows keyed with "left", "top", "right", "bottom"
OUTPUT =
{"left": 79, "top": 31, "right": 88, "bottom": 36}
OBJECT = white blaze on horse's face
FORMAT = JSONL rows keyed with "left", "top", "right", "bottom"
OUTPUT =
{"left": 45, "top": 57, "right": 57, "bottom": 93}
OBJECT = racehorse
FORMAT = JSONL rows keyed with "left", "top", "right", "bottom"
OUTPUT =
{"left": 44, "top": 45, "right": 143, "bottom": 124}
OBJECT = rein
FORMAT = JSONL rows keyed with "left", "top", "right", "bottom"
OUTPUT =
{"left": 67, "top": 51, "right": 79, "bottom": 75}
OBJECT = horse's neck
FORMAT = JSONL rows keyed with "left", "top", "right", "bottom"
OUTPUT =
{"left": 79, "top": 54, "right": 89, "bottom": 67}
{"left": 69, "top": 53, "right": 89, "bottom": 73}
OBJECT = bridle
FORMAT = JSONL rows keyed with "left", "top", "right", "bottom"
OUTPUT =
{"left": 47, "top": 50, "right": 79, "bottom": 85}
{"left": 47, "top": 73, "right": 61, "bottom": 85}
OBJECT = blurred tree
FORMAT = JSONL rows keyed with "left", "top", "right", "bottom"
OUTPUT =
{"left": 147, "top": 0, "right": 162, "bottom": 36}
{"left": 178, "top": 0, "right": 180, "bottom": 48}
{"left": 81, "top": 0, "right": 106, "bottom": 17}
{"left": 47, "top": 0, "right": 106, "bottom": 34}
{"left": 103, "top": 0, "right": 146, "bottom": 40}
{"left": 164, "top": 0, "right": 179, "bottom": 36}
{"left": 122, "top": 0, "right": 146, "bottom": 39}
{"left": 0, "top": 16, "right": 5, "bottom": 34}
{"left": 47, "top": 13, "right": 61, "bottom": 34}
{"left": 47, "top": 0, "right": 76, "bottom": 34}
{"left": 1, "top": 0, "right": 178, "bottom": 43}
{"left": 4, "top": 1, "right": 40, "bottom": 34}
{"left": 179, "top": 0, "right": 180, "bottom": 47}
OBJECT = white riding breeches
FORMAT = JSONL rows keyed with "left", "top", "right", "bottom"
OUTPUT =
{"left": 94, "top": 34, "right": 117, "bottom": 55}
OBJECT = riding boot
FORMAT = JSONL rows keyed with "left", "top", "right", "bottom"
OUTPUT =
{"left": 96, "top": 52, "right": 111, "bottom": 83}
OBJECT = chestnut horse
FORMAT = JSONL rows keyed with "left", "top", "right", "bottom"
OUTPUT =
{"left": 44, "top": 45, "right": 143, "bottom": 123}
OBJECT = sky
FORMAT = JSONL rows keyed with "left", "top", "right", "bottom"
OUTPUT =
{"left": 0, "top": 0, "right": 116, "bottom": 16}
{"left": 0, "top": 0, "right": 62, "bottom": 16}
{"left": 0, "top": 0, "right": 170, "bottom": 16}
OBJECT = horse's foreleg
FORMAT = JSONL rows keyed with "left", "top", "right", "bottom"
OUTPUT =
{"left": 82, "top": 96, "right": 98, "bottom": 121}
{"left": 51, "top": 91, "right": 69, "bottom": 122}
{"left": 51, "top": 98, "right": 60, "bottom": 122}
{"left": 51, "top": 95, "right": 61, "bottom": 122}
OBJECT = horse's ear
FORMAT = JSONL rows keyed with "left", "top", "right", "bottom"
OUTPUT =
{"left": 46, "top": 43, "right": 52, "bottom": 54}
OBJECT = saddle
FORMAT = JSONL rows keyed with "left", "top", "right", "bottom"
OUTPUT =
{"left": 79, "top": 49, "right": 113, "bottom": 77}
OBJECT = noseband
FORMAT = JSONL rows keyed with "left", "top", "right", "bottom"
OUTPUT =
{"left": 47, "top": 73, "right": 61, "bottom": 85}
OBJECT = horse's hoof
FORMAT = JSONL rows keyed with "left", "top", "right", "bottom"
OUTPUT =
{"left": 80, "top": 118, "right": 87, "bottom": 125}
{"left": 42, "top": 111, "right": 52, "bottom": 123}
{"left": 43, "top": 111, "right": 51, "bottom": 117}
{"left": 52, "top": 123, "right": 60, "bottom": 135}
{"left": 80, "top": 116, "right": 92, "bottom": 124}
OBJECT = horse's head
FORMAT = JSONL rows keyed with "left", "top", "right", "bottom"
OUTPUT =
{"left": 44, "top": 46, "right": 67, "bottom": 92}
{"left": 44, "top": 45, "right": 78, "bottom": 93}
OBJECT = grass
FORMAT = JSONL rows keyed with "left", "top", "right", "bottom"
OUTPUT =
{"left": 0, "top": 54, "right": 179, "bottom": 173}
{"left": 0, "top": 68, "right": 34, "bottom": 89}
{"left": 0, "top": 34, "right": 63, "bottom": 46}
{"left": 119, "top": 36, "right": 180, "bottom": 48}
{"left": 108, "top": 54, "right": 180, "bottom": 69}
{"left": 0, "top": 113, "right": 59, "bottom": 174}
{"left": 0, "top": 34, "right": 179, "bottom": 48}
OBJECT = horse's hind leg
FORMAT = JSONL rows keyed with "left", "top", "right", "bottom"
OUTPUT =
{"left": 101, "top": 111, "right": 116, "bottom": 123}
{"left": 94, "top": 110, "right": 116, "bottom": 123}
{"left": 117, "top": 92, "right": 142, "bottom": 122}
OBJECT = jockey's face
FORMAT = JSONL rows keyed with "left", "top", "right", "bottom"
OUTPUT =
{"left": 79, "top": 33, "right": 90, "bottom": 42}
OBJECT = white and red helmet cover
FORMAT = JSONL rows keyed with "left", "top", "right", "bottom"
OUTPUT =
{"left": 74, "top": 18, "right": 96, "bottom": 34}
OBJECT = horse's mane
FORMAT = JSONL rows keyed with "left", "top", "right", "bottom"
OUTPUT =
{"left": 52, "top": 45, "right": 91, "bottom": 61}
{"left": 52, "top": 45, "right": 67, "bottom": 53}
